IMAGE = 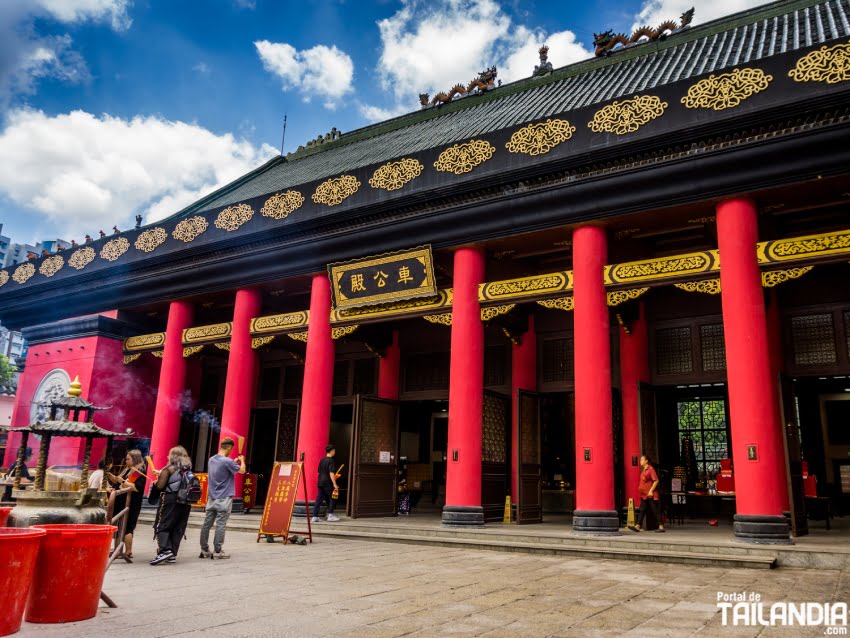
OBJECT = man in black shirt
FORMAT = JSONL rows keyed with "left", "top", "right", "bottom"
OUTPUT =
{"left": 311, "top": 444, "right": 340, "bottom": 522}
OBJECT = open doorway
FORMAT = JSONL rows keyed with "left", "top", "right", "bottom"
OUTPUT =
{"left": 329, "top": 403, "right": 353, "bottom": 511}
{"left": 249, "top": 406, "right": 279, "bottom": 506}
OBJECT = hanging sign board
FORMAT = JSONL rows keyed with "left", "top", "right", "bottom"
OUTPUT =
{"left": 328, "top": 245, "right": 436, "bottom": 310}
{"left": 257, "top": 462, "right": 312, "bottom": 544}
{"left": 191, "top": 473, "right": 209, "bottom": 508}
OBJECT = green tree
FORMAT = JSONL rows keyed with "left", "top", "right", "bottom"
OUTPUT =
{"left": 0, "top": 354, "right": 16, "bottom": 387}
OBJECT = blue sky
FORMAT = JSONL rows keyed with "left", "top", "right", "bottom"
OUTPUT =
{"left": 0, "top": 0, "right": 767, "bottom": 244}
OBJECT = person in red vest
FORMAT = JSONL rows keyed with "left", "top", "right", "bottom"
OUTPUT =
{"left": 629, "top": 455, "right": 666, "bottom": 533}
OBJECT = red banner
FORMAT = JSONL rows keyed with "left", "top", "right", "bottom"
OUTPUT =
{"left": 192, "top": 473, "right": 209, "bottom": 508}
{"left": 242, "top": 473, "right": 258, "bottom": 513}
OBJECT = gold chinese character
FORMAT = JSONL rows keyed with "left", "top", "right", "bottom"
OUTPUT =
{"left": 245, "top": 479, "right": 252, "bottom": 486}
{"left": 398, "top": 266, "right": 413, "bottom": 285}
{"left": 373, "top": 271, "right": 388, "bottom": 288}
{"left": 351, "top": 274, "right": 366, "bottom": 292}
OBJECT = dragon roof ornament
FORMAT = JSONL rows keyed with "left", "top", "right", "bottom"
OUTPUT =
{"left": 419, "top": 66, "right": 500, "bottom": 109}
{"left": 593, "top": 8, "right": 694, "bottom": 57}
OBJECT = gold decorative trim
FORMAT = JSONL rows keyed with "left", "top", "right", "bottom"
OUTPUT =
{"left": 124, "top": 333, "right": 166, "bottom": 351}
{"left": 0, "top": 271, "right": 8, "bottom": 287}
{"left": 68, "top": 247, "right": 96, "bottom": 270}
{"left": 332, "top": 289, "right": 453, "bottom": 324}
{"left": 614, "top": 228, "right": 640, "bottom": 240}
{"left": 788, "top": 40, "right": 850, "bottom": 84}
{"left": 605, "top": 250, "right": 719, "bottom": 284}
{"left": 184, "top": 323, "right": 232, "bottom": 344}
{"left": 681, "top": 68, "right": 773, "bottom": 110}
{"left": 215, "top": 203, "right": 254, "bottom": 231}
{"left": 251, "top": 311, "right": 309, "bottom": 335}
{"left": 506, "top": 119, "right": 576, "bottom": 156}
{"left": 39, "top": 255, "right": 64, "bottom": 277}
{"left": 261, "top": 191, "right": 304, "bottom": 220}
{"left": 251, "top": 336, "right": 276, "bottom": 349}
{"left": 368, "top": 158, "right": 424, "bottom": 191}
{"left": 588, "top": 95, "right": 667, "bottom": 135}
{"left": 479, "top": 272, "right": 572, "bottom": 302}
{"left": 688, "top": 216, "right": 715, "bottom": 224}
{"left": 433, "top": 140, "right": 495, "bottom": 175}
{"left": 151, "top": 350, "right": 164, "bottom": 358}
{"left": 536, "top": 297, "right": 574, "bottom": 312}
{"left": 183, "top": 345, "right": 204, "bottom": 358}
{"left": 761, "top": 267, "right": 814, "bottom": 288}
{"left": 674, "top": 279, "right": 722, "bottom": 294}
{"left": 123, "top": 353, "right": 141, "bottom": 365}
{"left": 287, "top": 331, "right": 308, "bottom": 343}
{"left": 172, "top": 216, "right": 209, "bottom": 242}
{"left": 423, "top": 314, "right": 452, "bottom": 326}
{"left": 100, "top": 237, "right": 130, "bottom": 262}
{"left": 331, "top": 325, "right": 360, "bottom": 340}
{"left": 12, "top": 263, "right": 35, "bottom": 284}
{"left": 312, "top": 175, "right": 361, "bottom": 206}
{"left": 607, "top": 288, "right": 648, "bottom": 306}
{"left": 214, "top": 342, "right": 231, "bottom": 352}
{"left": 481, "top": 304, "right": 515, "bottom": 321}
{"left": 135, "top": 227, "right": 167, "bottom": 252}
{"left": 758, "top": 230, "right": 850, "bottom": 263}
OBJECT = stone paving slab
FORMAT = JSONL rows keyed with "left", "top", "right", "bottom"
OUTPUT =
{"left": 17, "top": 527, "right": 849, "bottom": 638}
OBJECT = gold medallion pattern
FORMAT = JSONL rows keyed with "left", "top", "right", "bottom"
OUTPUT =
{"left": 331, "top": 325, "right": 360, "bottom": 340}
{"left": 312, "top": 175, "right": 361, "bottom": 206}
{"left": 674, "top": 279, "right": 722, "bottom": 294}
{"left": 764, "top": 232, "right": 850, "bottom": 259}
{"left": 134, "top": 227, "right": 167, "bottom": 252}
{"left": 481, "top": 304, "right": 516, "bottom": 321}
{"left": 123, "top": 353, "right": 141, "bottom": 365}
{"left": 261, "top": 191, "right": 304, "bottom": 220}
{"left": 506, "top": 119, "right": 576, "bottom": 156}
{"left": 761, "top": 267, "right": 813, "bottom": 287}
{"left": 69, "top": 247, "right": 96, "bottom": 270}
{"left": 251, "top": 311, "right": 309, "bottom": 334}
{"left": 369, "top": 158, "right": 424, "bottom": 191}
{"left": 423, "top": 314, "right": 452, "bottom": 326}
{"left": 480, "top": 273, "right": 572, "bottom": 301}
{"left": 588, "top": 95, "right": 668, "bottom": 135}
{"left": 151, "top": 351, "right": 164, "bottom": 358}
{"left": 0, "top": 271, "right": 8, "bottom": 287}
{"left": 184, "top": 323, "right": 231, "bottom": 343}
{"left": 215, "top": 203, "right": 254, "bottom": 232}
{"left": 607, "top": 251, "right": 718, "bottom": 283}
{"left": 12, "top": 263, "right": 35, "bottom": 284}
{"left": 433, "top": 140, "right": 496, "bottom": 174}
{"left": 183, "top": 346, "right": 204, "bottom": 358}
{"left": 788, "top": 40, "right": 850, "bottom": 84}
{"left": 536, "top": 297, "right": 574, "bottom": 312}
{"left": 172, "top": 216, "right": 209, "bottom": 242}
{"left": 681, "top": 68, "right": 773, "bottom": 110}
{"left": 100, "top": 237, "right": 130, "bottom": 262}
{"left": 124, "top": 333, "right": 166, "bottom": 351}
{"left": 287, "top": 331, "right": 308, "bottom": 342}
{"left": 607, "top": 288, "right": 648, "bottom": 306}
{"left": 39, "top": 255, "right": 64, "bottom": 277}
{"left": 251, "top": 336, "right": 276, "bottom": 349}
{"left": 214, "top": 342, "right": 231, "bottom": 352}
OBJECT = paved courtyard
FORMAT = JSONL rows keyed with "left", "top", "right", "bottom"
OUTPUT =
{"left": 19, "top": 528, "right": 849, "bottom": 638}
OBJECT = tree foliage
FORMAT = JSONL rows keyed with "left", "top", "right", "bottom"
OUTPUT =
{"left": 0, "top": 354, "right": 16, "bottom": 387}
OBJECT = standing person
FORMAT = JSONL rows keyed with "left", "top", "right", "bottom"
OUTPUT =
{"left": 150, "top": 446, "right": 193, "bottom": 565}
{"left": 199, "top": 437, "right": 245, "bottom": 560}
{"left": 629, "top": 455, "right": 666, "bottom": 533}
{"left": 311, "top": 445, "right": 340, "bottom": 523}
{"left": 107, "top": 450, "right": 147, "bottom": 558}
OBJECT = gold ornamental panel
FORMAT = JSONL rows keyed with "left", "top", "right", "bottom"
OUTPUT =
{"left": 332, "top": 288, "right": 453, "bottom": 323}
{"left": 261, "top": 191, "right": 304, "bottom": 220}
{"left": 674, "top": 279, "right": 722, "bottom": 295}
{"left": 331, "top": 325, "right": 360, "bottom": 340}
{"left": 124, "top": 333, "right": 166, "bottom": 351}
{"left": 368, "top": 158, "right": 424, "bottom": 191}
{"left": 423, "top": 314, "right": 452, "bottom": 326}
{"left": 761, "top": 267, "right": 814, "bottom": 288}
{"left": 183, "top": 345, "right": 204, "bottom": 358}
{"left": 788, "top": 40, "right": 850, "bottom": 84}
{"left": 287, "top": 331, "right": 308, "bottom": 343}
{"left": 0, "top": 271, "right": 8, "bottom": 287}
{"left": 251, "top": 311, "right": 309, "bottom": 335}
{"left": 39, "top": 255, "right": 64, "bottom": 277}
{"left": 588, "top": 95, "right": 668, "bottom": 135}
{"left": 172, "top": 216, "right": 209, "bottom": 243}
{"left": 135, "top": 227, "right": 167, "bottom": 253}
{"left": 214, "top": 342, "right": 231, "bottom": 352}
{"left": 312, "top": 175, "right": 361, "bottom": 206}
{"left": 479, "top": 272, "right": 572, "bottom": 302}
{"left": 681, "top": 68, "right": 773, "bottom": 111}
{"left": 68, "top": 247, "right": 96, "bottom": 270}
{"left": 151, "top": 351, "right": 164, "bottom": 358}
{"left": 536, "top": 297, "right": 574, "bottom": 312}
{"left": 607, "top": 288, "right": 648, "bottom": 307}
{"left": 12, "top": 263, "right": 35, "bottom": 284}
{"left": 183, "top": 322, "right": 232, "bottom": 344}
{"left": 506, "top": 119, "right": 576, "bottom": 156}
{"left": 251, "top": 336, "right": 276, "bottom": 349}
{"left": 758, "top": 230, "right": 850, "bottom": 263}
{"left": 123, "top": 353, "right": 141, "bottom": 365}
{"left": 481, "top": 304, "right": 515, "bottom": 321}
{"left": 433, "top": 140, "right": 495, "bottom": 175}
{"left": 100, "top": 237, "right": 130, "bottom": 262}
{"left": 606, "top": 250, "right": 719, "bottom": 284}
{"left": 215, "top": 203, "right": 254, "bottom": 232}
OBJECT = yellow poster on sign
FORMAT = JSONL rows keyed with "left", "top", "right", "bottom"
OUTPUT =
{"left": 503, "top": 496, "right": 512, "bottom": 524}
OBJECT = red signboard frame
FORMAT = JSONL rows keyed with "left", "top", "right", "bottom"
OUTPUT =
{"left": 257, "top": 462, "right": 312, "bottom": 544}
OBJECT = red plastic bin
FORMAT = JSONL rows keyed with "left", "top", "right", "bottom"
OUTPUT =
{"left": 26, "top": 524, "right": 116, "bottom": 624}
{"left": 0, "top": 527, "right": 46, "bottom": 636}
{"left": 0, "top": 507, "right": 12, "bottom": 527}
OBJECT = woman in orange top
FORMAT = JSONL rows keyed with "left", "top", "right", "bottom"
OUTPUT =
{"left": 629, "top": 455, "right": 665, "bottom": 533}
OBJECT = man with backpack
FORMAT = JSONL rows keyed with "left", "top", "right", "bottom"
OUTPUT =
{"left": 199, "top": 437, "right": 246, "bottom": 559}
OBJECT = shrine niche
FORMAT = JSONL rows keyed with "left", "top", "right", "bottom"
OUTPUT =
{"left": 30, "top": 368, "right": 71, "bottom": 424}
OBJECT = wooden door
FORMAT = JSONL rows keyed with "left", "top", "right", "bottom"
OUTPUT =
{"left": 516, "top": 390, "right": 543, "bottom": 524}
{"left": 249, "top": 406, "right": 280, "bottom": 506}
{"left": 482, "top": 390, "right": 510, "bottom": 522}
{"left": 275, "top": 403, "right": 299, "bottom": 462}
{"left": 779, "top": 376, "right": 808, "bottom": 536}
{"left": 637, "top": 383, "right": 659, "bottom": 463}
{"left": 349, "top": 396, "right": 400, "bottom": 518}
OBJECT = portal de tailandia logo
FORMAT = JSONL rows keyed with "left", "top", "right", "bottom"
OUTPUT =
{"left": 717, "top": 591, "right": 848, "bottom": 633}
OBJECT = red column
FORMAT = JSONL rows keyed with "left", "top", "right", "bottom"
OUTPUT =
{"left": 511, "top": 316, "right": 536, "bottom": 504}
{"left": 295, "top": 275, "right": 335, "bottom": 503}
{"left": 619, "top": 303, "right": 649, "bottom": 507}
{"left": 149, "top": 301, "right": 194, "bottom": 471}
{"left": 572, "top": 226, "right": 618, "bottom": 533}
{"left": 377, "top": 330, "right": 400, "bottom": 400}
{"left": 717, "top": 198, "right": 790, "bottom": 543}
{"left": 219, "top": 288, "right": 262, "bottom": 497}
{"left": 443, "top": 247, "right": 485, "bottom": 526}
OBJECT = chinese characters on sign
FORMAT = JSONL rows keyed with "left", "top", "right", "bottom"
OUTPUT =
{"left": 242, "top": 473, "right": 258, "bottom": 513}
{"left": 192, "top": 473, "right": 209, "bottom": 508}
{"left": 328, "top": 245, "right": 437, "bottom": 310}
{"left": 258, "top": 462, "right": 303, "bottom": 541}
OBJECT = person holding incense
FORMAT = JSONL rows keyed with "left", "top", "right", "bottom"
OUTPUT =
{"left": 199, "top": 437, "right": 245, "bottom": 560}
{"left": 311, "top": 444, "right": 340, "bottom": 523}
{"left": 107, "top": 449, "right": 147, "bottom": 558}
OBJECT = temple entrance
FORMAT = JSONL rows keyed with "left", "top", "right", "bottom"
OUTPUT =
{"left": 349, "top": 396, "right": 399, "bottom": 518}
{"left": 482, "top": 391, "right": 510, "bottom": 522}
{"left": 539, "top": 392, "right": 575, "bottom": 516}
{"left": 249, "top": 407, "right": 279, "bottom": 506}
{"left": 516, "top": 390, "right": 542, "bottom": 524}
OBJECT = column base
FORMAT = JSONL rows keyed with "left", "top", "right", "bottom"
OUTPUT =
{"left": 441, "top": 505, "right": 484, "bottom": 527}
{"left": 572, "top": 510, "right": 620, "bottom": 535}
{"left": 733, "top": 514, "right": 792, "bottom": 544}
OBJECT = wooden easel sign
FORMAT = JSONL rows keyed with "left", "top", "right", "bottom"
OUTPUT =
{"left": 257, "top": 461, "right": 313, "bottom": 544}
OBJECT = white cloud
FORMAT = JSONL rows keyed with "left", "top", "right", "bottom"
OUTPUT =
{"left": 193, "top": 61, "right": 211, "bottom": 75}
{"left": 33, "top": 0, "right": 132, "bottom": 31}
{"left": 0, "top": 109, "right": 277, "bottom": 239}
{"left": 255, "top": 40, "right": 354, "bottom": 109}
{"left": 357, "top": 102, "right": 411, "bottom": 124}
{"left": 631, "top": 0, "right": 772, "bottom": 31}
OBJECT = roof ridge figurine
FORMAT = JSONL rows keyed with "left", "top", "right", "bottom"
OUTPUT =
{"left": 594, "top": 8, "right": 694, "bottom": 57}
{"left": 532, "top": 45, "right": 553, "bottom": 78}
{"left": 421, "top": 66, "right": 499, "bottom": 108}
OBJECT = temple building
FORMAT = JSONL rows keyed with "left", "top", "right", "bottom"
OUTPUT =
{"left": 1, "top": 0, "right": 850, "bottom": 544}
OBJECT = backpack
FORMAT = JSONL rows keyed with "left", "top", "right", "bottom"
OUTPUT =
{"left": 176, "top": 467, "right": 202, "bottom": 505}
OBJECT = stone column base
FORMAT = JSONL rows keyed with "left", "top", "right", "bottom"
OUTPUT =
{"left": 442, "top": 505, "right": 484, "bottom": 526}
{"left": 734, "top": 514, "right": 792, "bottom": 544}
{"left": 573, "top": 509, "right": 620, "bottom": 535}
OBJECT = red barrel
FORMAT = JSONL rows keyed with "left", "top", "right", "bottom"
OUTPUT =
{"left": 0, "top": 527, "right": 45, "bottom": 636}
{"left": 25, "top": 524, "right": 117, "bottom": 623}
{"left": 0, "top": 507, "right": 12, "bottom": 527}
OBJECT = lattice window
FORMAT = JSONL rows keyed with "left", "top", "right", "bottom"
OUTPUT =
{"left": 283, "top": 365, "right": 304, "bottom": 399}
{"left": 482, "top": 393, "right": 507, "bottom": 464}
{"left": 656, "top": 327, "right": 693, "bottom": 375}
{"left": 403, "top": 352, "right": 450, "bottom": 392}
{"left": 276, "top": 404, "right": 298, "bottom": 462}
{"left": 359, "top": 400, "right": 396, "bottom": 464}
{"left": 541, "top": 337, "right": 574, "bottom": 384}
{"left": 484, "top": 345, "right": 506, "bottom": 388}
{"left": 791, "top": 314, "right": 837, "bottom": 366}
{"left": 352, "top": 358, "right": 376, "bottom": 395}
{"left": 520, "top": 395, "right": 539, "bottom": 465}
{"left": 677, "top": 398, "right": 728, "bottom": 479}
{"left": 700, "top": 324, "right": 726, "bottom": 372}
{"left": 332, "top": 360, "right": 351, "bottom": 397}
